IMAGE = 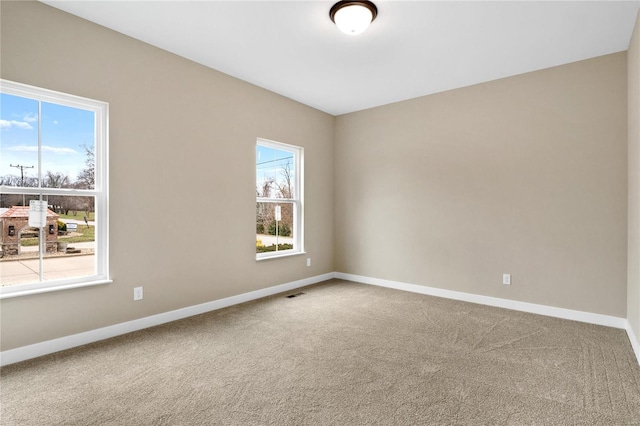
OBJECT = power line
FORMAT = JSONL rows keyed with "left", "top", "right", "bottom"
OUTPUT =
{"left": 10, "top": 164, "right": 35, "bottom": 207}
{"left": 10, "top": 164, "right": 34, "bottom": 187}
{"left": 256, "top": 156, "right": 293, "bottom": 166}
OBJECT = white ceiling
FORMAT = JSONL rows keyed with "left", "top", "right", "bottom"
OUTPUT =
{"left": 42, "top": 1, "right": 640, "bottom": 116}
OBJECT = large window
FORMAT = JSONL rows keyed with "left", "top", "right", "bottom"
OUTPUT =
{"left": 0, "top": 80, "right": 109, "bottom": 297}
{"left": 256, "top": 138, "right": 303, "bottom": 259}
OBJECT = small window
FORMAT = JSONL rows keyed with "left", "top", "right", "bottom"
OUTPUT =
{"left": 0, "top": 80, "right": 109, "bottom": 297}
{"left": 256, "top": 138, "right": 303, "bottom": 259}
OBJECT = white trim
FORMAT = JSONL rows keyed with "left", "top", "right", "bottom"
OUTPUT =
{"left": 334, "top": 272, "right": 628, "bottom": 329}
{"left": 0, "top": 79, "right": 109, "bottom": 297}
{"left": 0, "top": 79, "right": 105, "bottom": 112}
{"left": 0, "top": 187, "right": 101, "bottom": 196}
{"left": 336, "top": 272, "right": 639, "bottom": 365}
{"left": 256, "top": 251, "right": 307, "bottom": 261}
{"left": 0, "top": 279, "right": 112, "bottom": 300}
{"left": 3, "top": 272, "right": 638, "bottom": 367}
{"left": 0, "top": 273, "right": 334, "bottom": 366}
{"left": 624, "top": 320, "right": 640, "bottom": 365}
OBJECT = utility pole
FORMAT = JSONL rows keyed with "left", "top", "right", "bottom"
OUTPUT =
{"left": 10, "top": 164, "right": 34, "bottom": 206}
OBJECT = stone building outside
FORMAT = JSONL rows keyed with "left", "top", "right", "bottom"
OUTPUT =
{"left": 0, "top": 206, "right": 59, "bottom": 255}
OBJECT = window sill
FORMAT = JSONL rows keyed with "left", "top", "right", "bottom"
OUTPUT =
{"left": 0, "top": 279, "right": 112, "bottom": 300}
{"left": 256, "top": 251, "right": 306, "bottom": 262}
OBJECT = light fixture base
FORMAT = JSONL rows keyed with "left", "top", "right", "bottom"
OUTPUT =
{"left": 330, "top": 1, "right": 378, "bottom": 35}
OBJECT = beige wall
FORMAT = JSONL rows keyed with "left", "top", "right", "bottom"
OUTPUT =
{"left": 629, "top": 10, "right": 640, "bottom": 342}
{"left": 0, "top": 1, "right": 633, "bottom": 353}
{"left": 0, "top": 1, "right": 334, "bottom": 350}
{"left": 335, "top": 53, "right": 628, "bottom": 317}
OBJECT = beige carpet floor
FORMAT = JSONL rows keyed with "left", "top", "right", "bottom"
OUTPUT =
{"left": 1, "top": 279, "right": 640, "bottom": 425}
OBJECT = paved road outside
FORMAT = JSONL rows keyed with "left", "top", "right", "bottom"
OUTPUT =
{"left": 1, "top": 254, "right": 95, "bottom": 286}
{"left": 257, "top": 234, "right": 294, "bottom": 246}
{"left": 20, "top": 241, "right": 95, "bottom": 252}
{"left": 2, "top": 235, "right": 95, "bottom": 286}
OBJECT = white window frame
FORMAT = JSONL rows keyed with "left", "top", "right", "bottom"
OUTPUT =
{"left": 256, "top": 138, "right": 304, "bottom": 260}
{"left": 0, "top": 80, "right": 110, "bottom": 298}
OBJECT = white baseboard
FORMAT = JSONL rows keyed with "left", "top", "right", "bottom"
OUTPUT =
{"left": 0, "top": 273, "right": 334, "bottom": 367}
{"left": 336, "top": 272, "right": 639, "bottom": 365}
{"left": 4, "top": 271, "right": 639, "bottom": 367}
{"left": 624, "top": 320, "right": 640, "bottom": 364}
{"left": 335, "top": 272, "right": 628, "bottom": 329}
{"left": 336, "top": 272, "right": 640, "bottom": 365}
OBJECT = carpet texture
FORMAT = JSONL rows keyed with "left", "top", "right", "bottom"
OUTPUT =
{"left": 1, "top": 279, "right": 640, "bottom": 425}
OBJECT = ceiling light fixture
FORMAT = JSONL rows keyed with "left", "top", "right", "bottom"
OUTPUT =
{"left": 330, "top": 1, "right": 378, "bottom": 35}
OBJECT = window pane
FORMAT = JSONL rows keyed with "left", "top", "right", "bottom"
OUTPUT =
{"left": 0, "top": 192, "right": 39, "bottom": 209}
{"left": 0, "top": 93, "right": 39, "bottom": 187}
{"left": 0, "top": 195, "right": 96, "bottom": 287}
{"left": 256, "top": 145, "right": 295, "bottom": 199}
{"left": 43, "top": 198, "right": 96, "bottom": 281}
{"left": 41, "top": 102, "right": 95, "bottom": 190}
{"left": 256, "top": 202, "right": 294, "bottom": 254}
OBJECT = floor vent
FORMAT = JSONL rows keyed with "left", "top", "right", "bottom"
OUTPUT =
{"left": 286, "top": 292, "right": 305, "bottom": 298}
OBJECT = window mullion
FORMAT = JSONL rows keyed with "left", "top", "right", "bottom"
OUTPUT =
{"left": 0, "top": 186, "right": 99, "bottom": 196}
{"left": 37, "top": 99, "right": 43, "bottom": 281}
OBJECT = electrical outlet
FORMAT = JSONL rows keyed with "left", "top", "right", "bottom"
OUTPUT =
{"left": 133, "top": 286, "right": 143, "bottom": 301}
{"left": 307, "top": 258, "right": 311, "bottom": 267}
{"left": 503, "top": 274, "right": 511, "bottom": 285}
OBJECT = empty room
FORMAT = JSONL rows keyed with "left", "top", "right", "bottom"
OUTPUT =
{"left": 1, "top": 0, "right": 640, "bottom": 424}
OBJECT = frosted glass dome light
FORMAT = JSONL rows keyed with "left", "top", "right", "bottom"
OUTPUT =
{"left": 330, "top": 1, "right": 378, "bottom": 35}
